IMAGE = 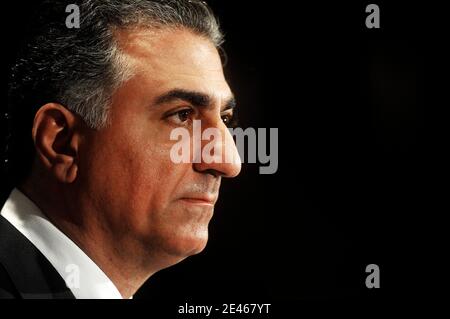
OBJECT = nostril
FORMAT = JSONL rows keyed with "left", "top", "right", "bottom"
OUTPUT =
{"left": 203, "top": 169, "right": 220, "bottom": 178}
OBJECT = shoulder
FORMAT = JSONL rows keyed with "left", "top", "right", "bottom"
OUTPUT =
{"left": 0, "top": 263, "right": 20, "bottom": 299}
{"left": 0, "top": 216, "right": 24, "bottom": 298}
{"left": 0, "top": 216, "right": 22, "bottom": 298}
{"left": 0, "top": 215, "right": 75, "bottom": 299}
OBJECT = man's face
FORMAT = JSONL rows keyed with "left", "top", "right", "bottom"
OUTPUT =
{"left": 77, "top": 28, "right": 241, "bottom": 262}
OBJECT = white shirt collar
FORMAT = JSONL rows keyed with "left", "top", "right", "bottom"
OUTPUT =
{"left": 0, "top": 188, "right": 124, "bottom": 299}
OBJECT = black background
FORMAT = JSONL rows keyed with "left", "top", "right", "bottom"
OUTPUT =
{"left": 0, "top": 0, "right": 442, "bottom": 306}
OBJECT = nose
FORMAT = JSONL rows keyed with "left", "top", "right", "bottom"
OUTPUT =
{"left": 193, "top": 122, "right": 242, "bottom": 178}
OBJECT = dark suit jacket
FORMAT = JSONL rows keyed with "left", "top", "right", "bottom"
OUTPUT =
{"left": 0, "top": 215, "right": 75, "bottom": 299}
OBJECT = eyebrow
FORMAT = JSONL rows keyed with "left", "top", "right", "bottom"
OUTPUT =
{"left": 154, "top": 89, "right": 236, "bottom": 111}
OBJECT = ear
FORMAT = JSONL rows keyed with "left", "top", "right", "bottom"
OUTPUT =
{"left": 32, "top": 103, "right": 81, "bottom": 183}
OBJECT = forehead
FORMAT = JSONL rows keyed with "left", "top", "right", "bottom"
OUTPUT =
{"left": 115, "top": 27, "right": 232, "bottom": 100}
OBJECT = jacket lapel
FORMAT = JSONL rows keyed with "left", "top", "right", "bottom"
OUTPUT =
{"left": 0, "top": 215, "right": 75, "bottom": 299}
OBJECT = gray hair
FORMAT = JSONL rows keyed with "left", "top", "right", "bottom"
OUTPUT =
{"left": 9, "top": 0, "right": 224, "bottom": 129}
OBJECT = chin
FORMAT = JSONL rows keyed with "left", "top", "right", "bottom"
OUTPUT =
{"left": 164, "top": 227, "right": 210, "bottom": 258}
{"left": 187, "top": 236, "right": 209, "bottom": 255}
{"left": 141, "top": 230, "right": 209, "bottom": 271}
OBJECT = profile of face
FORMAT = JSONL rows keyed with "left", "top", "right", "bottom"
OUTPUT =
{"left": 74, "top": 28, "right": 241, "bottom": 265}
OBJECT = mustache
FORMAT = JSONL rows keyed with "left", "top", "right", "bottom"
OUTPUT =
{"left": 188, "top": 180, "right": 220, "bottom": 195}
{"left": 181, "top": 177, "right": 221, "bottom": 200}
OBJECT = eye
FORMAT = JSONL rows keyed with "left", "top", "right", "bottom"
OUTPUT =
{"left": 166, "top": 108, "right": 194, "bottom": 125}
{"left": 221, "top": 114, "right": 232, "bottom": 125}
{"left": 221, "top": 112, "right": 237, "bottom": 128}
{"left": 176, "top": 109, "right": 192, "bottom": 122}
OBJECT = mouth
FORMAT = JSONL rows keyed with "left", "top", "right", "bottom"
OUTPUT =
{"left": 179, "top": 195, "right": 217, "bottom": 207}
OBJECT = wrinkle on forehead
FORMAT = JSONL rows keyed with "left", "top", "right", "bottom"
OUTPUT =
{"left": 112, "top": 26, "right": 231, "bottom": 101}
{"left": 114, "top": 27, "right": 224, "bottom": 76}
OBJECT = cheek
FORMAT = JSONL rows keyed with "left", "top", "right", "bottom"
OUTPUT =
{"left": 81, "top": 126, "right": 177, "bottom": 221}
{"left": 81, "top": 119, "right": 209, "bottom": 256}
{"left": 120, "top": 140, "right": 210, "bottom": 253}
{"left": 127, "top": 151, "right": 172, "bottom": 216}
{"left": 112, "top": 139, "right": 175, "bottom": 213}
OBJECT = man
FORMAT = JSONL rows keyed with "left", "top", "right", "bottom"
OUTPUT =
{"left": 0, "top": 0, "right": 241, "bottom": 299}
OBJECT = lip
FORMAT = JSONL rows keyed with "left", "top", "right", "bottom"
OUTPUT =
{"left": 179, "top": 196, "right": 217, "bottom": 207}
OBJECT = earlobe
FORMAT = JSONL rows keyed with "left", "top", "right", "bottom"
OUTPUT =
{"left": 52, "top": 157, "right": 78, "bottom": 183}
{"left": 32, "top": 103, "right": 80, "bottom": 183}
